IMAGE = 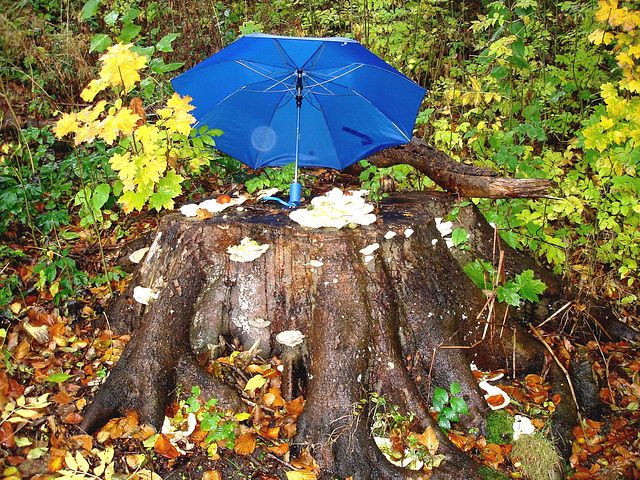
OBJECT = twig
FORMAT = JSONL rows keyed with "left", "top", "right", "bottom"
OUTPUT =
{"left": 536, "top": 301, "right": 573, "bottom": 329}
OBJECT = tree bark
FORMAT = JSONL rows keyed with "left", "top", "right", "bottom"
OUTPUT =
{"left": 81, "top": 193, "right": 575, "bottom": 479}
{"left": 364, "top": 138, "right": 554, "bottom": 199}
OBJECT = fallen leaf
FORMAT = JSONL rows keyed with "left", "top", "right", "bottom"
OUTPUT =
{"left": 202, "top": 471, "right": 222, "bottom": 480}
{"left": 68, "top": 434, "right": 93, "bottom": 451}
{"left": 285, "top": 471, "right": 317, "bottom": 480}
{"left": 286, "top": 396, "right": 305, "bottom": 417}
{"left": 65, "top": 412, "right": 83, "bottom": 425}
{"left": 154, "top": 433, "right": 180, "bottom": 459}
{"left": 234, "top": 433, "right": 256, "bottom": 455}
{"left": 268, "top": 443, "right": 290, "bottom": 456}
{"left": 0, "top": 421, "right": 16, "bottom": 448}
{"left": 196, "top": 208, "right": 213, "bottom": 220}
{"left": 416, "top": 426, "right": 439, "bottom": 455}
{"left": 53, "top": 391, "right": 73, "bottom": 405}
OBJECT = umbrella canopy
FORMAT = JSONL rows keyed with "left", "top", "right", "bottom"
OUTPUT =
{"left": 171, "top": 33, "right": 426, "bottom": 171}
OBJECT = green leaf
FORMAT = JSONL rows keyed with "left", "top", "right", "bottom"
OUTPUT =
{"left": 46, "top": 373, "right": 72, "bottom": 383}
{"left": 92, "top": 183, "right": 111, "bottom": 211}
{"left": 449, "top": 382, "right": 461, "bottom": 396}
{"left": 244, "top": 374, "right": 267, "bottom": 392}
{"left": 515, "top": 270, "right": 547, "bottom": 303}
{"left": 121, "top": 7, "right": 141, "bottom": 23}
{"left": 432, "top": 387, "right": 449, "bottom": 412}
{"left": 463, "top": 259, "right": 493, "bottom": 290}
{"left": 90, "top": 34, "right": 112, "bottom": 53}
{"left": 80, "top": 0, "right": 101, "bottom": 21}
{"left": 450, "top": 396, "right": 469, "bottom": 416}
{"left": 104, "top": 11, "right": 118, "bottom": 25}
{"left": 143, "top": 433, "right": 159, "bottom": 448}
{"left": 117, "top": 22, "right": 142, "bottom": 43}
{"left": 156, "top": 33, "right": 180, "bottom": 52}
{"left": 496, "top": 282, "right": 521, "bottom": 306}
{"left": 437, "top": 416, "right": 451, "bottom": 430}
{"left": 441, "top": 406, "right": 459, "bottom": 421}
{"left": 451, "top": 228, "right": 468, "bottom": 247}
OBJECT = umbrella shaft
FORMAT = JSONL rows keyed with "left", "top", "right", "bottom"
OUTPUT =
{"left": 295, "top": 103, "right": 300, "bottom": 184}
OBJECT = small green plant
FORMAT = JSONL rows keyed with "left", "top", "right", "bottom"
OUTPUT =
{"left": 185, "top": 386, "right": 237, "bottom": 451}
{"left": 244, "top": 163, "right": 301, "bottom": 195}
{"left": 463, "top": 260, "right": 547, "bottom": 307}
{"left": 431, "top": 382, "right": 469, "bottom": 431}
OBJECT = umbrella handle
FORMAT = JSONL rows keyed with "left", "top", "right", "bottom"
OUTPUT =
{"left": 261, "top": 182, "right": 302, "bottom": 209}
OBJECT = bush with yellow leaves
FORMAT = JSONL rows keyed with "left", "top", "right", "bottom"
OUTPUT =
{"left": 54, "top": 43, "right": 218, "bottom": 213}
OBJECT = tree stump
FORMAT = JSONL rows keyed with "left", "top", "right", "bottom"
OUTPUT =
{"left": 81, "top": 192, "right": 577, "bottom": 479}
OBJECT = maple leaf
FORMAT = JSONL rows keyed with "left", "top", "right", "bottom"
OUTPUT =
{"left": 514, "top": 270, "right": 547, "bottom": 303}
{"left": 109, "top": 152, "right": 133, "bottom": 174}
{"left": 53, "top": 112, "right": 78, "bottom": 139}
{"left": 98, "top": 43, "right": 147, "bottom": 91}
{"left": 113, "top": 107, "right": 142, "bottom": 136}
{"left": 80, "top": 79, "right": 104, "bottom": 102}
{"left": 167, "top": 93, "right": 195, "bottom": 113}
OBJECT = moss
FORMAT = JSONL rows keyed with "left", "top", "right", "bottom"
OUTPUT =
{"left": 486, "top": 410, "right": 514, "bottom": 445}
{"left": 510, "top": 431, "right": 563, "bottom": 480}
{"left": 479, "top": 465, "right": 511, "bottom": 480}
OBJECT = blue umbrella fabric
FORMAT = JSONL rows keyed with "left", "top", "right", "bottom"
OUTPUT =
{"left": 171, "top": 33, "right": 426, "bottom": 172}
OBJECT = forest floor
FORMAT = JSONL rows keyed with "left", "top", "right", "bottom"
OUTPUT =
{"left": 2, "top": 177, "right": 640, "bottom": 480}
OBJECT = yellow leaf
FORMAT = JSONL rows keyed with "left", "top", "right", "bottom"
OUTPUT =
{"left": 64, "top": 451, "right": 77, "bottom": 471}
{"left": 53, "top": 113, "right": 79, "bottom": 138}
{"left": 75, "top": 450, "right": 90, "bottom": 473}
{"left": 285, "top": 471, "right": 317, "bottom": 480}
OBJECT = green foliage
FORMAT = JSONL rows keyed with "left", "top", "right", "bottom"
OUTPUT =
{"left": 183, "top": 386, "right": 236, "bottom": 450}
{"left": 244, "top": 163, "right": 301, "bottom": 195}
{"left": 464, "top": 260, "right": 547, "bottom": 306}
{"left": 431, "top": 382, "right": 469, "bottom": 431}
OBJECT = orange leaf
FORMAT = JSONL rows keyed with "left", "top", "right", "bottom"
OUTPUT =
{"left": 14, "top": 340, "right": 30, "bottom": 360}
{"left": 196, "top": 208, "right": 213, "bottom": 220}
{"left": 234, "top": 433, "right": 257, "bottom": 455}
{"left": 286, "top": 396, "right": 305, "bottom": 417}
{"left": 68, "top": 434, "right": 93, "bottom": 451}
{"left": 247, "top": 364, "right": 264, "bottom": 374}
{"left": 486, "top": 394, "right": 505, "bottom": 407}
{"left": 48, "top": 454, "right": 64, "bottom": 473}
{"left": 154, "top": 433, "right": 180, "bottom": 459}
{"left": 259, "top": 426, "right": 280, "bottom": 439}
{"left": 268, "top": 443, "right": 290, "bottom": 456}
{"left": 552, "top": 393, "right": 562, "bottom": 405}
{"left": 54, "top": 391, "right": 73, "bottom": 405}
{"left": 202, "top": 471, "right": 222, "bottom": 480}
{"left": 416, "top": 426, "right": 439, "bottom": 455}
{"left": 65, "top": 412, "right": 83, "bottom": 425}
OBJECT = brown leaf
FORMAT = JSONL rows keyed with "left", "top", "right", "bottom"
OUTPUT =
{"left": 0, "top": 421, "right": 16, "bottom": 448}
{"left": 285, "top": 471, "right": 317, "bottom": 480}
{"left": 202, "top": 471, "right": 222, "bottom": 480}
{"left": 154, "top": 433, "right": 180, "bottom": 459}
{"left": 286, "top": 396, "right": 305, "bottom": 417}
{"left": 130, "top": 97, "right": 146, "bottom": 126}
{"left": 259, "top": 426, "right": 280, "bottom": 439}
{"left": 65, "top": 412, "right": 84, "bottom": 425}
{"left": 68, "top": 434, "right": 93, "bottom": 451}
{"left": 416, "top": 426, "right": 439, "bottom": 455}
{"left": 234, "top": 433, "right": 256, "bottom": 455}
{"left": 14, "top": 340, "right": 30, "bottom": 360}
{"left": 267, "top": 443, "right": 289, "bottom": 456}
{"left": 54, "top": 391, "right": 73, "bottom": 405}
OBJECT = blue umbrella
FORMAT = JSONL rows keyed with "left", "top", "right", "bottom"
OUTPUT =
{"left": 171, "top": 33, "right": 425, "bottom": 206}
